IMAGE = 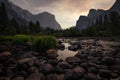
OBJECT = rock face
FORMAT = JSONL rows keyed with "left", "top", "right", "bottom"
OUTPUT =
{"left": 76, "top": 0, "right": 120, "bottom": 30}
{"left": 76, "top": 9, "right": 105, "bottom": 30}
{"left": 0, "top": 0, "right": 61, "bottom": 30}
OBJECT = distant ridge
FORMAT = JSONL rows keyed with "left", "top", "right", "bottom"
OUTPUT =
{"left": 76, "top": 0, "right": 120, "bottom": 30}
{"left": 0, "top": 0, "right": 61, "bottom": 30}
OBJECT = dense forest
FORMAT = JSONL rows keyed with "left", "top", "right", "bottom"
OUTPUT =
{"left": 0, "top": 3, "right": 120, "bottom": 37}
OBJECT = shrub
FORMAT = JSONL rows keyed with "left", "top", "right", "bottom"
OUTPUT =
{"left": 0, "top": 36, "right": 6, "bottom": 42}
{"left": 33, "top": 36, "right": 56, "bottom": 52}
{"left": 0, "top": 36, "right": 12, "bottom": 42}
{"left": 12, "top": 35, "right": 30, "bottom": 45}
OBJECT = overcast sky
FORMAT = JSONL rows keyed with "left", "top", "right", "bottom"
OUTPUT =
{"left": 10, "top": 0, "right": 116, "bottom": 29}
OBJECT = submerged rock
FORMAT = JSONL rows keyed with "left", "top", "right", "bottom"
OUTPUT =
{"left": 57, "top": 44, "right": 65, "bottom": 50}
{"left": 68, "top": 46, "right": 78, "bottom": 51}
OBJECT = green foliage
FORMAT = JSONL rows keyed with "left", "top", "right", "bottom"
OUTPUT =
{"left": 0, "top": 36, "right": 12, "bottom": 43}
{"left": 33, "top": 36, "right": 56, "bottom": 51}
{"left": 12, "top": 35, "right": 30, "bottom": 45}
{"left": 28, "top": 21, "right": 41, "bottom": 35}
{"left": 0, "top": 36, "right": 6, "bottom": 42}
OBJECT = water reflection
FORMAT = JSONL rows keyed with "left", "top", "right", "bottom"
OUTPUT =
{"left": 57, "top": 43, "right": 77, "bottom": 60}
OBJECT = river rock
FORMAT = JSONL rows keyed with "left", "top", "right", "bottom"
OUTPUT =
{"left": 27, "top": 66, "right": 38, "bottom": 73}
{"left": 0, "top": 77, "right": 11, "bottom": 80}
{"left": 0, "top": 51, "right": 11, "bottom": 57}
{"left": 66, "top": 57, "right": 81, "bottom": 65}
{"left": 75, "top": 52, "right": 88, "bottom": 60}
{"left": 111, "top": 73, "right": 119, "bottom": 79}
{"left": 46, "top": 49, "right": 58, "bottom": 59}
{"left": 46, "top": 74, "right": 64, "bottom": 80}
{"left": 17, "top": 58, "right": 33, "bottom": 66}
{"left": 68, "top": 46, "right": 78, "bottom": 51}
{"left": 115, "top": 58, "right": 120, "bottom": 65}
{"left": 98, "top": 69, "right": 111, "bottom": 79}
{"left": 88, "top": 67, "right": 98, "bottom": 74}
{"left": 80, "top": 62, "right": 88, "bottom": 69}
{"left": 101, "top": 57, "right": 115, "bottom": 65}
{"left": 0, "top": 45, "right": 9, "bottom": 53}
{"left": 40, "top": 64, "right": 54, "bottom": 74}
{"left": 57, "top": 62, "right": 71, "bottom": 69}
{"left": 64, "top": 66, "right": 86, "bottom": 80}
{"left": 45, "top": 59, "right": 59, "bottom": 66}
{"left": 13, "top": 76, "right": 25, "bottom": 80}
{"left": 26, "top": 73, "right": 45, "bottom": 80}
{"left": 57, "top": 44, "right": 65, "bottom": 50}
{"left": 85, "top": 73, "right": 98, "bottom": 80}
{"left": 55, "top": 65, "right": 64, "bottom": 74}
{"left": 45, "top": 74, "right": 57, "bottom": 80}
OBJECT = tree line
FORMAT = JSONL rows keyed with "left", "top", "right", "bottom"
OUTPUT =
{"left": 0, "top": 3, "right": 41, "bottom": 35}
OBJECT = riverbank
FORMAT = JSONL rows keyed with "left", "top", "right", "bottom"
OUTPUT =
{"left": 0, "top": 38, "right": 120, "bottom": 80}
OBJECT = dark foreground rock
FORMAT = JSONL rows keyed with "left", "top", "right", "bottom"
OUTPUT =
{"left": 26, "top": 73, "right": 45, "bottom": 80}
{"left": 0, "top": 39, "right": 120, "bottom": 80}
{"left": 66, "top": 57, "right": 81, "bottom": 65}
{"left": 46, "top": 49, "right": 58, "bottom": 59}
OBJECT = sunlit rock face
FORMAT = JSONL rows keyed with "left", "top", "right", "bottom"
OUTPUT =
{"left": 76, "top": 0, "right": 120, "bottom": 30}
{"left": 0, "top": 0, "right": 61, "bottom": 30}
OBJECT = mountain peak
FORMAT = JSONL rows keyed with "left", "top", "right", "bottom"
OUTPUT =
{"left": 0, "top": 0, "right": 61, "bottom": 30}
{"left": 110, "top": 0, "right": 120, "bottom": 12}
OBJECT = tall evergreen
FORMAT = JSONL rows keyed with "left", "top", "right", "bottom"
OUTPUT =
{"left": 0, "top": 3, "right": 9, "bottom": 35}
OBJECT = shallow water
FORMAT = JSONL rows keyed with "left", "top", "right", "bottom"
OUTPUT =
{"left": 57, "top": 43, "right": 77, "bottom": 60}
{"left": 57, "top": 38, "right": 120, "bottom": 60}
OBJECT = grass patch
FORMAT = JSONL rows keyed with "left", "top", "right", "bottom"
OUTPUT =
{"left": 12, "top": 35, "right": 30, "bottom": 45}
{"left": 0, "top": 36, "right": 12, "bottom": 42}
{"left": 0, "top": 35, "right": 57, "bottom": 52}
{"left": 33, "top": 36, "right": 56, "bottom": 52}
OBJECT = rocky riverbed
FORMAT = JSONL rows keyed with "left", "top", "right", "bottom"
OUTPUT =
{"left": 0, "top": 38, "right": 120, "bottom": 80}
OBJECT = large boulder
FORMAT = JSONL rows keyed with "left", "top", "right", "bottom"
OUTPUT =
{"left": 26, "top": 73, "right": 45, "bottom": 80}
{"left": 0, "top": 51, "right": 11, "bottom": 57}
{"left": 98, "top": 69, "right": 111, "bottom": 79}
{"left": 101, "top": 57, "right": 115, "bottom": 65}
{"left": 85, "top": 73, "right": 98, "bottom": 80}
{"left": 13, "top": 76, "right": 25, "bottom": 80}
{"left": 17, "top": 58, "right": 33, "bottom": 66}
{"left": 55, "top": 62, "right": 71, "bottom": 74}
{"left": 46, "top": 49, "right": 58, "bottom": 59}
{"left": 64, "top": 66, "right": 86, "bottom": 80}
{"left": 66, "top": 57, "right": 81, "bottom": 65}
{"left": 27, "top": 66, "right": 38, "bottom": 73}
{"left": 45, "top": 59, "right": 59, "bottom": 66}
{"left": 87, "top": 67, "right": 98, "bottom": 74}
{"left": 40, "top": 64, "right": 54, "bottom": 74}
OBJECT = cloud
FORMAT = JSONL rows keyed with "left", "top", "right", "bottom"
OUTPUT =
{"left": 10, "top": 0, "right": 116, "bottom": 29}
